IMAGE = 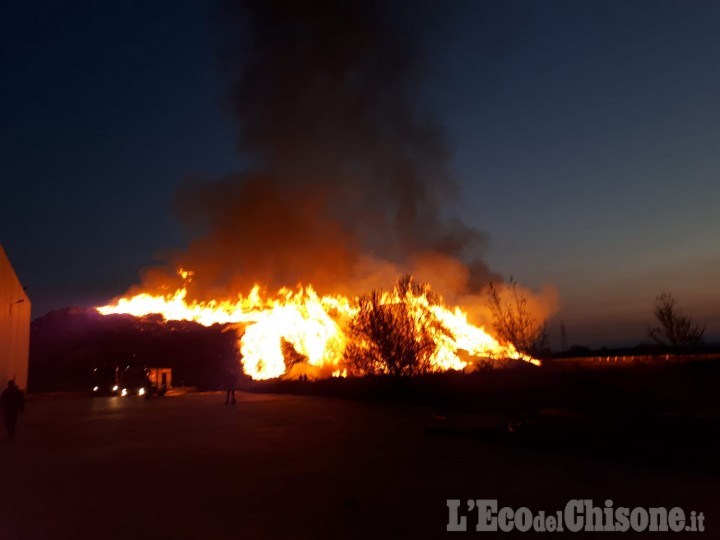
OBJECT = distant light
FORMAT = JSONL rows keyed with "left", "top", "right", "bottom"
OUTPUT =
{"left": 121, "top": 388, "right": 128, "bottom": 397}
{"left": 138, "top": 388, "right": 145, "bottom": 396}
{"left": 93, "top": 386, "right": 99, "bottom": 392}
{"left": 112, "top": 385, "right": 119, "bottom": 392}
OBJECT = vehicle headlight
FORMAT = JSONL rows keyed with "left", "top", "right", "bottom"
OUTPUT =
{"left": 121, "top": 388, "right": 128, "bottom": 397}
{"left": 112, "top": 385, "right": 119, "bottom": 392}
{"left": 138, "top": 388, "right": 145, "bottom": 396}
{"left": 93, "top": 386, "right": 99, "bottom": 392}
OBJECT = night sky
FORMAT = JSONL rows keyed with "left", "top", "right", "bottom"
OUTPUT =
{"left": 2, "top": 0, "right": 718, "bottom": 348}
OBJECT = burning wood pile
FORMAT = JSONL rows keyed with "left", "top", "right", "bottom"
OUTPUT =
{"left": 98, "top": 272, "right": 538, "bottom": 381}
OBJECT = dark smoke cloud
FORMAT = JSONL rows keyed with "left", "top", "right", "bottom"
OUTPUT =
{"left": 149, "top": 0, "right": 499, "bottom": 300}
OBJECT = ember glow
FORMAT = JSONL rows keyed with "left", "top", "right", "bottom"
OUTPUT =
{"left": 97, "top": 270, "right": 539, "bottom": 380}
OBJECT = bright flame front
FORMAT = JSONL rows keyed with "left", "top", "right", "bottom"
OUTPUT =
{"left": 97, "top": 271, "right": 538, "bottom": 380}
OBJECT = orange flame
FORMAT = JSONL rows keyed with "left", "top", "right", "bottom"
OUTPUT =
{"left": 97, "top": 270, "right": 539, "bottom": 380}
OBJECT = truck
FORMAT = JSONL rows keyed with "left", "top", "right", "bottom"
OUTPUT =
{"left": 92, "top": 365, "right": 156, "bottom": 398}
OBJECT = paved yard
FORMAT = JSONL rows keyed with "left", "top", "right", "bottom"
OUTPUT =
{"left": 0, "top": 392, "right": 715, "bottom": 539}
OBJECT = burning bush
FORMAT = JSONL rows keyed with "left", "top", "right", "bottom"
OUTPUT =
{"left": 343, "top": 276, "right": 452, "bottom": 377}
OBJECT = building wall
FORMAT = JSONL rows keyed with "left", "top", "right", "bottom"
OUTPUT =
{"left": 0, "top": 245, "right": 31, "bottom": 390}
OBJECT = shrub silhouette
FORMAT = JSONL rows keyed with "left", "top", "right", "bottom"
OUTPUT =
{"left": 648, "top": 292, "right": 704, "bottom": 352}
{"left": 344, "top": 275, "right": 451, "bottom": 376}
{"left": 486, "top": 278, "right": 548, "bottom": 356}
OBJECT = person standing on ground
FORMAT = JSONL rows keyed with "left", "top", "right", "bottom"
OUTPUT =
{"left": 224, "top": 365, "right": 238, "bottom": 405}
{"left": 1, "top": 380, "right": 24, "bottom": 440}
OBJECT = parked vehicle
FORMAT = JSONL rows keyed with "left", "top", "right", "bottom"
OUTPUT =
{"left": 92, "top": 366, "right": 154, "bottom": 398}
{"left": 91, "top": 366, "right": 120, "bottom": 396}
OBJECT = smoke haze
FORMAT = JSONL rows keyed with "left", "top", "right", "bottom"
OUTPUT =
{"left": 142, "top": 0, "right": 500, "bottom": 301}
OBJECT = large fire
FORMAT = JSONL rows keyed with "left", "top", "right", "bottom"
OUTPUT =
{"left": 97, "top": 270, "right": 539, "bottom": 380}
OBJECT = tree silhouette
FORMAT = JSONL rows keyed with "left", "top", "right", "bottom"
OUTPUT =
{"left": 648, "top": 292, "right": 704, "bottom": 351}
{"left": 486, "top": 278, "right": 548, "bottom": 356}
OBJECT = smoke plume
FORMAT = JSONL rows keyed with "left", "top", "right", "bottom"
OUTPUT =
{"left": 144, "top": 0, "right": 500, "bottom": 301}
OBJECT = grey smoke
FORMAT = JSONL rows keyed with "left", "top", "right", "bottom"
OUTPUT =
{"left": 157, "top": 0, "right": 498, "bottom": 300}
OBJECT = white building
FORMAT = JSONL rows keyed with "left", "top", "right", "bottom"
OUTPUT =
{"left": 0, "top": 244, "right": 30, "bottom": 390}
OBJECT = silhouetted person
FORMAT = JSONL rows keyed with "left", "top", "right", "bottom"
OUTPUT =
{"left": 224, "top": 367, "right": 238, "bottom": 405}
{"left": 1, "top": 380, "right": 24, "bottom": 440}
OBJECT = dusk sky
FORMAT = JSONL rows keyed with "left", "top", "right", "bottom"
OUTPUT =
{"left": 2, "top": 0, "right": 718, "bottom": 348}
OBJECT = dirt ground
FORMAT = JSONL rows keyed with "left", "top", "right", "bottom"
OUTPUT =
{"left": 0, "top": 392, "right": 716, "bottom": 539}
